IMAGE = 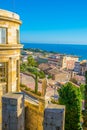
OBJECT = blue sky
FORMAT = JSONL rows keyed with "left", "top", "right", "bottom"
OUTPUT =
{"left": 0, "top": 0, "right": 87, "bottom": 44}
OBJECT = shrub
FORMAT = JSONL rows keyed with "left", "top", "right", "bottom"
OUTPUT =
{"left": 58, "top": 82, "right": 82, "bottom": 130}
{"left": 20, "top": 83, "right": 27, "bottom": 88}
{"left": 25, "top": 87, "right": 31, "bottom": 91}
{"left": 38, "top": 71, "right": 45, "bottom": 79}
{"left": 47, "top": 75, "right": 52, "bottom": 79}
{"left": 30, "top": 90, "right": 41, "bottom": 96}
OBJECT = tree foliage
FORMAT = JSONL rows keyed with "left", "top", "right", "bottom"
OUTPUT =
{"left": 20, "top": 55, "right": 46, "bottom": 94}
{"left": 27, "top": 67, "right": 45, "bottom": 79}
{"left": 27, "top": 67, "right": 38, "bottom": 74}
{"left": 27, "top": 67, "right": 39, "bottom": 93}
{"left": 38, "top": 71, "right": 45, "bottom": 79}
{"left": 85, "top": 71, "right": 87, "bottom": 84}
{"left": 27, "top": 56, "right": 38, "bottom": 67}
{"left": 58, "top": 82, "right": 82, "bottom": 130}
{"left": 83, "top": 71, "right": 87, "bottom": 128}
{"left": 80, "top": 84, "right": 85, "bottom": 100}
{"left": 20, "top": 63, "right": 27, "bottom": 72}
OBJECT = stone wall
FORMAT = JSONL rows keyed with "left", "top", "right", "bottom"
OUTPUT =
{"left": 25, "top": 97, "right": 45, "bottom": 130}
{"left": 2, "top": 93, "right": 24, "bottom": 130}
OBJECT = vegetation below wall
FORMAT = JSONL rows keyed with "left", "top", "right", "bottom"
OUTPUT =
{"left": 20, "top": 83, "right": 41, "bottom": 96}
{"left": 51, "top": 98, "right": 59, "bottom": 104}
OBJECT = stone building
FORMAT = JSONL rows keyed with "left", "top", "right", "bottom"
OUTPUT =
{"left": 62, "top": 55, "right": 79, "bottom": 70}
{"left": 48, "top": 54, "right": 64, "bottom": 67}
{"left": 47, "top": 68, "right": 70, "bottom": 81}
{"left": 74, "top": 61, "right": 81, "bottom": 73}
{"left": 0, "top": 9, "right": 24, "bottom": 130}
{"left": 0, "top": 9, "right": 23, "bottom": 92}
{"left": 80, "top": 60, "right": 87, "bottom": 76}
{"left": 48, "top": 54, "right": 79, "bottom": 70}
{"left": 43, "top": 104, "right": 65, "bottom": 130}
{"left": 2, "top": 93, "right": 24, "bottom": 130}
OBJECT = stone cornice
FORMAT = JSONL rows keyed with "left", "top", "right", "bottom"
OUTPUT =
{"left": 0, "top": 44, "right": 23, "bottom": 50}
{"left": 0, "top": 16, "right": 22, "bottom": 24}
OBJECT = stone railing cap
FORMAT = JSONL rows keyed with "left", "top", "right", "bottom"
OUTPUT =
{"left": 0, "top": 9, "right": 20, "bottom": 20}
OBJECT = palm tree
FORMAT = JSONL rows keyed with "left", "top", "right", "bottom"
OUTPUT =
{"left": 32, "top": 67, "right": 39, "bottom": 94}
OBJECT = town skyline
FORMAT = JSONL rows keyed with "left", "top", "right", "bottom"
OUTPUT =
{"left": 0, "top": 8, "right": 86, "bottom": 130}
{"left": 0, "top": 0, "right": 87, "bottom": 44}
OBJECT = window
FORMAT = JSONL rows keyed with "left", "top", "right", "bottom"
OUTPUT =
{"left": 0, "top": 63, "right": 7, "bottom": 82}
{"left": 0, "top": 28, "right": 6, "bottom": 44}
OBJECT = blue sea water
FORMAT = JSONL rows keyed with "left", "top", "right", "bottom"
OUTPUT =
{"left": 22, "top": 43, "right": 87, "bottom": 61}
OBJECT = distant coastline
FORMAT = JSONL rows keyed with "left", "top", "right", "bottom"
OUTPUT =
{"left": 22, "top": 43, "right": 87, "bottom": 60}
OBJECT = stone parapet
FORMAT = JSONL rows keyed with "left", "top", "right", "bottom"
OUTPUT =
{"left": 0, "top": 9, "right": 21, "bottom": 24}
{"left": 2, "top": 93, "right": 24, "bottom": 130}
{"left": 0, "top": 44, "right": 23, "bottom": 49}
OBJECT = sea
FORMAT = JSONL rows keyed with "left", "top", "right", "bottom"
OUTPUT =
{"left": 22, "top": 43, "right": 87, "bottom": 61}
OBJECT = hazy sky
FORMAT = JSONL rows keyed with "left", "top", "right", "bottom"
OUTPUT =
{"left": 0, "top": 0, "right": 87, "bottom": 44}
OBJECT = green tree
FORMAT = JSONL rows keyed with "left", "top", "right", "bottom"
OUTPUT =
{"left": 85, "top": 71, "right": 87, "bottom": 84}
{"left": 38, "top": 71, "right": 45, "bottom": 79}
{"left": 83, "top": 71, "right": 87, "bottom": 128}
{"left": 32, "top": 68, "right": 39, "bottom": 93}
{"left": 20, "top": 63, "right": 27, "bottom": 72}
{"left": 28, "top": 67, "right": 39, "bottom": 93}
{"left": 58, "top": 82, "right": 82, "bottom": 130}
{"left": 35, "top": 72, "right": 38, "bottom": 93}
{"left": 80, "top": 84, "right": 85, "bottom": 100}
{"left": 27, "top": 56, "right": 38, "bottom": 67}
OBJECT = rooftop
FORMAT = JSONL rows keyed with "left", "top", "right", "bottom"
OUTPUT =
{"left": 0, "top": 9, "right": 19, "bottom": 20}
{"left": 46, "top": 104, "right": 65, "bottom": 110}
{"left": 2, "top": 92, "right": 23, "bottom": 99}
{"left": 0, "top": 9, "right": 21, "bottom": 24}
{"left": 48, "top": 68, "right": 61, "bottom": 75}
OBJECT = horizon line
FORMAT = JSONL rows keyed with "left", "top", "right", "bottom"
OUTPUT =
{"left": 21, "top": 42, "right": 87, "bottom": 45}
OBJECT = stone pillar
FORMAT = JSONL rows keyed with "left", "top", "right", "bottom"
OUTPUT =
{"left": 8, "top": 57, "right": 17, "bottom": 92}
{"left": 41, "top": 78, "right": 47, "bottom": 97}
{"left": 17, "top": 59, "right": 20, "bottom": 92}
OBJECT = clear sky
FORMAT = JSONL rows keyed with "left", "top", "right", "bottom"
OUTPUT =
{"left": 0, "top": 0, "right": 87, "bottom": 44}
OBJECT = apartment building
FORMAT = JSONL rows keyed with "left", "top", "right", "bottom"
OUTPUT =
{"left": 62, "top": 55, "right": 79, "bottom": 70}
